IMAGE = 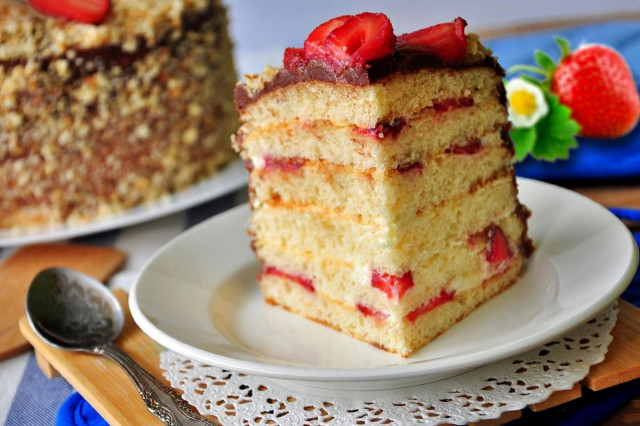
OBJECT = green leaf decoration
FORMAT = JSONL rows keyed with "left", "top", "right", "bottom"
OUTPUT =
{"left": 528, "top": 93, "right": 580, "bottom": 161}
{"left": 507, "top": 35, "right": 581, "bottom": 162}
{"left": 554, "top": 36, "right": 572, "bottom": 60}
{"left": 534, "top": 50, "right": 556, "bottom": 72}
{"left": 511, "top": 127, "right": 537, "bottom": 162}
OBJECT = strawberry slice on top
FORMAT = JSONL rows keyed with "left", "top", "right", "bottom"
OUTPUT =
{"left": 283, "top": 47, "right": 306, "bottom": 72}
{"left": 324, "top": 12, "right": 395, "bottom": 72}
{"left": 29, "top": 0, "right": 110, "bottom": 24}
{"left": 396, "top": 17, "right": 468, "bottom": 64}
{"left": 285, "top": 12, "right": 396, "bottom": 74}
{"left": 284, "top": 14, "right": 469, "bottom": 73}
{"left": 304, "top": 15, "right": 353, "bottom": 61}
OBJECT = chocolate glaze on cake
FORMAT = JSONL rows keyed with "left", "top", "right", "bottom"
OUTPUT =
{"left": 235, "top": 47, "right": 503, "bottom": 111}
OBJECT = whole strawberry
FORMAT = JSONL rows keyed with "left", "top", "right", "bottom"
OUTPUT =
{"left": 551, "top": 41, "right": 640, "bottom": 138}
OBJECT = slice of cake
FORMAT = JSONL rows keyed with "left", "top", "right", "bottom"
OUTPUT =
{"left": 233, "top": 14, "right": 533, "bottom": 356}
{"left": 0, "top": 0, "right": 237, "bottom": 229}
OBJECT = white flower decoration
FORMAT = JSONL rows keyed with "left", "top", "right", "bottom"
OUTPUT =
{"left": 506, "top": 78, "right": 549, "bottom": 128}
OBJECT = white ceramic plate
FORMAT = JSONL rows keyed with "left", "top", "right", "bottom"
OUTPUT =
{"left": 129, "top": 178, "right": 638, "bottom": 388}
{"left": 0, "top": 161, "right": 247, "bottom": 247}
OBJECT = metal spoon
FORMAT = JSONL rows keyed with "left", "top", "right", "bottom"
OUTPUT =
{"left": 25, "top": 267, "right": 218, "bottom": 426}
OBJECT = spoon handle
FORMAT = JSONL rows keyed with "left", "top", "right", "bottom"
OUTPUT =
{"left": 96, "top": 342, "right": 219, "bottom": 426}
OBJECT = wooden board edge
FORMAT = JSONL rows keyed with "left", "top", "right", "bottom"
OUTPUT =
{"left": 530, "top": 383, "right": 582, "bottom": 412}
{"left": 584, "top": 301, "right": 640, "bottom": 391}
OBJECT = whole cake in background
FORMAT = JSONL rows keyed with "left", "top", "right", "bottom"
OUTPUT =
{"left": 233, "top": 13, "right": 534, "bottom": 357}
{"left": 0, "top": 0, "right": 237, "bottom": 229}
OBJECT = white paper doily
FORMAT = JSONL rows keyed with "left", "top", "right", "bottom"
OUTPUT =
{"left": 160, "top": 304, "right": 618, "bottom": 425}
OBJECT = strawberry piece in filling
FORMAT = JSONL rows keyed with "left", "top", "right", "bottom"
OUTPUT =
{"left": 445, "top": 138, "right": 483, "bottom": 155}
{"left": 356, "top": 303, "right": 389, "bottom": 321}
{"left": 395, "top": 161, "right": 423, "bottom": 174}
{"left": 432, "top": 97, "right": 474, "bottom": 112}
{"left": 486, "top": 225, "right": 513, "bottom": 264}
{"left": 406, "top": 289, "right": 455, "bottom": 323}
{"left": 262, "top": 266, "right": 315, "bottom": 293}
{"left": 371, "top": 269, "right": 414, "bottom": 300}
{"left": 358, "top": 117, "right": 407, "bottom": 140}
{"left": 263, "top": 156, "right": 306, "bottom": 173}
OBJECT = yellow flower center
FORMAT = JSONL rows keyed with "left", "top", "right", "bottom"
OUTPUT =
{"left": 510, "top": 89, "right": 538, "bottom": 116}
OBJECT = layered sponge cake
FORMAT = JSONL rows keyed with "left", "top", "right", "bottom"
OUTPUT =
{"left": 0, "top": 0, "right": 237, "bottom": 229}
{"left": 233, "top": 14, "right": 533, "bottom": 356}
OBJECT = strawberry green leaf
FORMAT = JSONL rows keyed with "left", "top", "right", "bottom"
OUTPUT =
{"left": 529, "top": 92, "right": 580, "bottom": 161}
{"left": 534, "top": 50, "right": 556, "bottom": 72}
{"left": 510, "top": 127, "right": 537, "bottom": 161}
{"left": 554, "top": 36, "right": 571, "bottom": 60}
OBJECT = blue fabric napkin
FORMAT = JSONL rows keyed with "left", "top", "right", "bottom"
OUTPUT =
{"left": 485, "top": 21, "right": 640, "bottom": 181}
{"left": 56, "top": 393, "right": 108, "bottom": 426}
{"left": 613, "top": 207, "right": 640, "bottom": 302}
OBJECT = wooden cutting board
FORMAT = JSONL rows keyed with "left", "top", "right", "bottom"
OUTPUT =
{"left": 19, "top": 290, "right": 640, "bottom": 426}
{"left": 0, "top": 244, "right": 126, "bottom": 360}
{"left": 19, "top": 289, "right": 221, "bottom": 425}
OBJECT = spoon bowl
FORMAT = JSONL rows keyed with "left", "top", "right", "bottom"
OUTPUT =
{"left": 25, "top": 267, "right": 217, "bottom": 426}
{"left": 26, "top": 267, "right": 123, "bottom": 351}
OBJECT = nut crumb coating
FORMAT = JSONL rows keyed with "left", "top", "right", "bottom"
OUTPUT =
{"left": 0, "top": 0, "right": 238, "bottom": 229}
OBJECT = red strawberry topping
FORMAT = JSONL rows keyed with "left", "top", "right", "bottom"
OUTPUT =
{"left": 324, "top": 12, "right": 395, "bottom": 72}
{"left": 356, "top": 303, "right": 389, "bottom": 321}
{"left": 28, "top": 0, "right": 109, "bottom": 24}
{"left": 283, "top": 48, "right": 306, "bottom": 73}
{"left": 283, "top": 14, "right": 471, "bottom": 75}
{"left": 406, "top": 289, "right": 455, "bottom": 323}
{"left": 262, "top": 266, "right": 315, "bottom": 293}
{"left": 486, "top": 225, "right": 513, "bottom": 264}
{"left": 396, "top": 17, "right": 468, "bottom": 64}
{"left": 551, "top": 44, "right": 640, "bottom": 138}
{"left": 371, "top": 269, "right": 414, "bottom": 300}
{"left": 285, "top": 13, "right": 395, "bottom": 74}
{"left": 304, "top": 15, "right": 353, "bottom": 61}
